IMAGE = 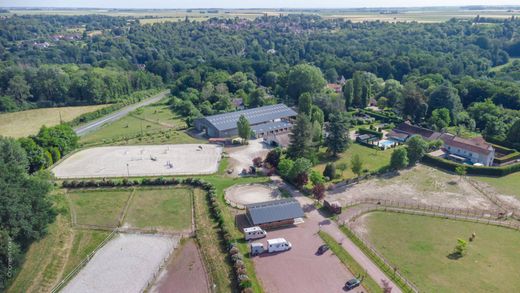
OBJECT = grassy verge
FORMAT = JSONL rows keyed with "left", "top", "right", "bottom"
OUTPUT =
{"left": 201, "top": 175, "right": 271, "bottom": 293}
{"left": 193, "top": 188, "right": 233, "bottom": 293}
{"left": 68, "top": 189, "right": 131, "bottom": 227}
{"left": 474, "top": 172, "right": 520, "bottom": 199}
{"left": 7, "top": 191, "right": 109, "bottom": 293}
{"left": 339, "top": 225, "right": 416, "bottom": 293}
{"left": 318, "top": 231, "right": 382, "bottom": 293}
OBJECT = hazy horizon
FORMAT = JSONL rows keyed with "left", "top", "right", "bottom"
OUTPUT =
{"left": 1, "top": 0, "right": 520, "bottom": 9}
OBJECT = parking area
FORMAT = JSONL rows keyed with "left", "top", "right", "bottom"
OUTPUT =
{"left": 226, "top": 138, "right": 271, "bottom": 176}
{"left": 251, "top": 221, "right": 365, "bottom": 293}
{"left": 52, "top": 144, "right": 222, "bottom": 178}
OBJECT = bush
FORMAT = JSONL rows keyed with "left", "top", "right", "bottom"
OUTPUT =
{"left": 323, "top": 162, "right": 336, "bottom": 180}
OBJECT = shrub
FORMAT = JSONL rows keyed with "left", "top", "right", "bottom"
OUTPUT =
{"left": 323, "top": 162, "right": 336, "bottom": 179}
{"left": 358, "top": 127, "right": 383, "bottom": 139}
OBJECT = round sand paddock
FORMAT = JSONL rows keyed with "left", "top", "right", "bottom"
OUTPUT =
{"left": 52, "top": 144, "right": 222, "bottom": 179}
{"left": 225, "top": 183, "right": 281, "bottom": 209}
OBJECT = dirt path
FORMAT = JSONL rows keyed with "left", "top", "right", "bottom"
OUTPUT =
{"left": 226, "top": 139, "right": 271, "bottom": 176}
{"left": 151, "top": 239, "right": 210, "bottom": 293}
{"left": 270, "top": 176, "right": 401, "bottom": 292}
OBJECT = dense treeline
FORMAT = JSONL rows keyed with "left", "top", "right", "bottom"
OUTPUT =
{"left": 0, "top": 136, "right": 56, "bottom": 290}
{"left": 0, "top": 64, "right": 162, "bottom": 112}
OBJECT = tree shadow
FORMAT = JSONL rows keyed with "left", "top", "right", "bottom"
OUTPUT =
{"left": 447, "top": 252, "right": 463, "bottom": 260}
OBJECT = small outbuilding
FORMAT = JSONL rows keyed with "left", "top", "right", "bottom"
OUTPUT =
{"left": 245, "top": 199, "right": 304, "bottom": 230}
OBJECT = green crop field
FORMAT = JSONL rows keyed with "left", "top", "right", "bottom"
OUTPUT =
{"left": 0, "top": 104, "right": 110, "bottom": 138}
{"left": 314, "top": 143, "right": 394, "bottom": 181}
{"left": 474, "top": 172, "right": 520, "bottom": 199}
{"left": 68, "top": 190, "right": 131, "bottom": 227}
{"left": 361, "top": 212, "right": 520, "bottom": 292}
{"left": 124, "top": 188, "right": 193, "bottom": 231}
{"left": 79, "top": 102, "right": 202, "bottom": 146}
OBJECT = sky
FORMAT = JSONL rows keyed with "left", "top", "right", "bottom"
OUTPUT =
{"left": 2, "top": 0, "right": 520, "bottom": 9}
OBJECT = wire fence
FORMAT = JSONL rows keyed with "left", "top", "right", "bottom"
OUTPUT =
{"left": 467, "top": 179, "right": 520, "bottom": 220}
{"left": 50, "top": 229, "right": 117, "bottom": 293}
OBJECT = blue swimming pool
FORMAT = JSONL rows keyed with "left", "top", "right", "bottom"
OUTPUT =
{"left": 378, "top": 140, "right": 396, "bottom": 148}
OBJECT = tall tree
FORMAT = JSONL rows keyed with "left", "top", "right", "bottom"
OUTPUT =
{"left": 507, "top": 120, "right": 520, "bottom": 144}
{"left": 352, "top": 71, "right": 364, "bottom": 107}
{"left": 287, "top": 114, "right": 313, "bottom": 159}
{"left": 390, "top": 148, "right": 408, "bottom": 170}
{"left": 343, "top": 79, "right": 354, "bottom": 111}
{"left": 6, "top": 75, "right": 31, "bottom": 105}
{"left": 325, "top": 113, "right": 351, "bottom": 157}
{"left": 237, "top": 115, "right": 252, "bottom": 142}
{"left": 298, "top": 93, "right": 312, "bottom": 116}
{"left": 406, "top": 136, "right": 429, "bottom": 166}
{"left": 287, "top": 64, "right": 326, "bottom": 103}
{"left": 351, "top": 154, "right": 363, "bottom": 179}
{"left": 430, "top": 108, "right": 451, "bottom": 131}
{"left": 428, "top": 84, "right": 463, "bottom": 122}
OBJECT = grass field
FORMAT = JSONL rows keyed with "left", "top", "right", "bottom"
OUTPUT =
{"left": 68, "top": 190, "right": 131, "bottom": 227}
{"left": 489, "top": 57, "right": 520, "bottom": 73}
{"left": 8, "top": 191, "right": 109, "bottom": 293}
{"left": 314, "top": 143, "right": 393, "bottom": 181}
{"left": 79, "top": 101, "right": 202, "bottom": 146}
{"left": 474, "top": 172, "right": 520, "bottom": 199}
{"left": 0, "top": 104, "right": 109, "bottom": 138}
{"left": 361, "top": 212, "right": 520, "bottom": 292}
{"left": 124, "top": 188, "right": 192, "bottom": 231}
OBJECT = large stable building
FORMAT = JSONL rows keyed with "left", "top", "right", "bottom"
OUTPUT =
{"left": 194, "top": 104, "right": 297, "bottom": 138}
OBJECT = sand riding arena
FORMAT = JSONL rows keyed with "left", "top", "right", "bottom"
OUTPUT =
{"left": 225, "top": 183, "right": 281, "bottom": 209}
{"left": 52, "top": 144, "right": 222, "bottom": 179}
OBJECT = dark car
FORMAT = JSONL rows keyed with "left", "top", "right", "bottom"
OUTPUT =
{"left": 316, "top": 244, "right": 329, "bottom": 255}
{"left": 344, "top": 278, "right": 361, "bottom": 290}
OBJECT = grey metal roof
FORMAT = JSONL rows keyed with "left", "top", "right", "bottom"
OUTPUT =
{"left": 251, "top": 121, "right": 293, "bottom": 134}
{"left": 202, "top": 104, "right": 297, "bottom": 131}
{"left": 246, "top": 199, "right": 304, "bottom": 225}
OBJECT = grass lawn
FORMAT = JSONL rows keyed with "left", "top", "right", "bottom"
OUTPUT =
{"left": 0, "top": 104, "right": 110, "bottom": 138}
{"left": 124, "top": 188, "right": 192, "bottom": 231}
{"left": 474, "top": 172, "right": 520, "bottom": 199}
{"left": 314, "top": 143, "right": 394, "bottom": 181}
{"left": 79, "top": 102, "right": 202, "bottom": 146}
{"left": 68, "top": 190, "right": 131, "bottom": 227}
{"left": 362, "top": 212, "right": 520, "bottom": 293}
{"left": 8, "top": 191, "right": 109, "bottom": 293}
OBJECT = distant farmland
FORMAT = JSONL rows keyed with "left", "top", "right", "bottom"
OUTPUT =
{"left": 0, "top": 104, "right": 109, "bottom": 138}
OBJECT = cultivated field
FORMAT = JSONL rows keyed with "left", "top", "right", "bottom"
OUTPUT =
{"left": 327, "top": 165, "right": 496, "bottom": 210}
{"left": 62, "top": 233, "right": 178, "bottom": 293}
{"left": 0, "top": 104, "right": 109, "bottom": 138}
{"left": 352, "top": 212, "right": 520, "bottom": 292}
{"left": 52, "top": 144, "right": 222, "bottom": 178}
{"left": 124, "top": 188, "right": 193, "bottom": 231}
{"left": 7, "top": 8, "right": 519, "bottom": 23}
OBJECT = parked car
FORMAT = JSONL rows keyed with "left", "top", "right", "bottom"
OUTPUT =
{"left": 267, "top": 238, "right": 292, "bottom": 253}
{"left": 316, "top": 244, "right": 329, "bottom": 255}
{"left": 344, "top": 278, "right": 361, "bottom": 290}
{"left": 244, "top": 226, "right": 267, "bottom": 240}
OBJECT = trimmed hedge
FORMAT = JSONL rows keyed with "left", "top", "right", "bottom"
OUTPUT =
{"left": 486, "top": 136, "right": 520, "bottom": 151}
{"left": 422, "top": 154, "right": 520, "bottom": 177}
{"left": 358, "top": 127, "right": 384, "bottom": 139}
{"left": 360, "top": 109, "right": 403, "bottom": 124}
{"left": 62, "top": 177, "right": 252, "bottom": 292}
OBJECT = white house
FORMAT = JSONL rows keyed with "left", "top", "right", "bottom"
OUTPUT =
{"left": 441, "top": 134, "right": 495, "bottom": 166}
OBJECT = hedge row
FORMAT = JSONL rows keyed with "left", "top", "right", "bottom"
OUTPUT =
{"left": 494, "top": 152, "right": 520, "bottom": 165}
{"left": 62, "top": 177, "right": 253, "bottom": 292}
{"left": 422, "top": 154, "right": 520, "bottom": 177}
{"left": 360, "top": 109, "right": 403, "bottom": 124}
{"left": 486, "top": 136, "right": 520, "bottom": 151}
{"left": 358, "top": 127, "right": 384, "bottom": 139}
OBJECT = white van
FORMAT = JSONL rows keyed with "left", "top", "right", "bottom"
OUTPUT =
{"left": 267, "top": 238, "right": 292, "bottom": 253}
{"left": 244, "top": 226, "right": 267, "bottom": 240}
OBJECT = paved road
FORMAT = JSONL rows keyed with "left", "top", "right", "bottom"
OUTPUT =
{"left": 74, "top": 90, "right": 169, "bottom": 137}
{"left": 270, "top": 176, "right": 402, "bottom": 293}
